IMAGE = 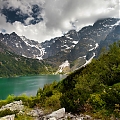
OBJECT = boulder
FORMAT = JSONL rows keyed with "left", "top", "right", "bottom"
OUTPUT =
{"left": 0, "top": 100, "right": 24, "bottom": 112}
{"left": 49, "top": 117, "right": 57, "bottom": 120}
{"left": 44, "top": 108, "right": 65, "bottom": 120}
{"left": 0, "top": 114, "right": 15, "bottom": 120}
{"left": 42, "top": 108, "right": 93, "bottom": 120}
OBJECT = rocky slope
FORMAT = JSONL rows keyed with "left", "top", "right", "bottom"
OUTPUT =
{"left": 0, "top": 32, "right": 45, "bottom": 60}
{"left": 0, "top": 41, "right": 54, "bottom": 77}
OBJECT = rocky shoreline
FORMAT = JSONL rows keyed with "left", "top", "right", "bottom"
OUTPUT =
{"left": 0, "top": 100, "right": 119, "bottom": 120}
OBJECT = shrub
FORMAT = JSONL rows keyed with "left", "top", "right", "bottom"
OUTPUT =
{"left": 0, "top": 100, "right": 7, "bottom": 108}
{"left": 14, "top": 94, "right": 34, "bottom": 107}
{"left": 101, "top": 85, "right": 120, "bottom": 110}
{"left": 45, "top": 93, "right": 61, "bottom": 111}
{"left": 89, "top": 93, "right": 106, "bottom": 110}
{"left": 6, "top": 95, "right": 15, "bottom": 103}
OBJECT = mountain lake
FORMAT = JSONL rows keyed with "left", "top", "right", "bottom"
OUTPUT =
{"left": 0, "top": 75, "right": 66, "bottom": 100}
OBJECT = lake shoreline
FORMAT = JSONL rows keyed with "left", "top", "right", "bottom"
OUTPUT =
{"left": 0, "top": 73, "right": 67, "bottom": 79}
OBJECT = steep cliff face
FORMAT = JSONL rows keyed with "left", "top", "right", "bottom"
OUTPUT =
{"left": 0, "top": 33, "right": 45, "bottom": 60}
{"left": 97, "top": 25, "right": 120, "bottom": 56}
{"left": 43, "top": 18, "right": 120, "bottom": 71}
{"left": 68, "top": 18, "right": 119, "bottom": 61}
{"left": 41, "top": 30, "right": 79, "bottom": 59}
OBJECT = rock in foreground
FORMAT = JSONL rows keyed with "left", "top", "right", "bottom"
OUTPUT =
{"left": 0, "top": 114, "right": 15, "bottom": 120}
{"left": 41, "top": 108, "right": 92, "bottom": 120}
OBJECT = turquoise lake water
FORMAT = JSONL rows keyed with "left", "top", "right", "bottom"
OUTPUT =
{"left": 0, "top": 75, "right": 65, "bottom": 99}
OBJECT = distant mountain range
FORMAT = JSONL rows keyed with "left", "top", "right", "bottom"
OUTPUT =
{"left": 0, "top": 18, "right": 120, "bottom": 74}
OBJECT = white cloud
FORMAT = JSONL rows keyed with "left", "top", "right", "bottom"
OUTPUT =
{"left": 0, "top": 0, "right": 119, "bottom": 42}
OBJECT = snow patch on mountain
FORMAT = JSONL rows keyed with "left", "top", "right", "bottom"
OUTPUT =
{"left": 20, "top": 36, "right": 45, "bottom": 60}
{"left": 65, "top": 34, "right": 73, "bottom": 39}
{"left": 65, "top": 45, "right": 71, "bottom": 50}
{"left": 15, "top": 43, "right": 19, "bottom": 48}
{"left": 75, "top": 53, "right": 95, "bottom": 71}
{"left": 22, "top": 54, "right": 28, "bottom": 58}
{"left": 84, "top": 52, "right": 96, "bottom": 66}
{"left": 111, "top": 20, "right": 120, "bottom": 26}
{"left": 89, "top": 43, "right": 99, "bottom": 51}
{"left": 56, "top": 60, "right": 70, "bottom": 73}
{"left": 89, "top": 48, "right": 94, "bottom": 52}
{"left": 95, "top": 43, "right": 99, "bottom": 49}
{"left": 72, "top": 41, "right": 78, "bottom": 44}
{"left": 79, "top": 55, "right": 86, "bottom": 58}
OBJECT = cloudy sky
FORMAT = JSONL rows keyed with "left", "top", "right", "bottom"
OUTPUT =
{"left": 0, "top": 0, "right": 119, "bottom": 42}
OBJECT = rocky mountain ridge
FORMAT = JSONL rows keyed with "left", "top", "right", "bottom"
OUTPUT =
{"left": 0, "top": 18, "right": 120, "bottom": 73}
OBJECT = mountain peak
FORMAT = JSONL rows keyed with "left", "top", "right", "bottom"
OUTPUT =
{"left": 93, "top": 18, "right": 119, "bottom": 28}
{"left": 10, "top": 32, "right": 17, "bottom": 36}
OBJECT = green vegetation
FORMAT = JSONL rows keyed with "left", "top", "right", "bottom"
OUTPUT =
{"left": 0, "top": 51, "right": 54, "bottom": 77}
{"left": 0, "top": 41, "right": 120, "bottom": 119}
{"left": 15, "top": 115, "right": 33, "bottom": 120}
{"left": 37, "top": 41, "right": 120, "bottom": 118}
{"left": 0, "top": 109, "right": 18, "bottom": 118}
{"left": 57, "top": 42, "right": 120, "bottom": 118}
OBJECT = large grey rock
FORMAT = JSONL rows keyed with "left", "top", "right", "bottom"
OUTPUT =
{"left": 0, "top": 101, "right": 23, "bottom": 120}
{"left": 0, "top": 114, "right": 15, "bottom": 120}
{"left": 44, "top": 108, "right": 65, "bottom": 120}
{"left": 0, "top": 100, "right": 24, "bottom": 111}
{"left": 42, "top": 108, "right": 93, "bottom": 120}
{"left": 48, "top": 117, "right": 57, "bottom": 120}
